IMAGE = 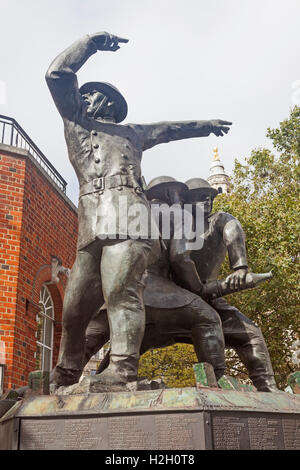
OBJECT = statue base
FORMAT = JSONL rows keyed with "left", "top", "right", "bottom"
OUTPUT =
{"left": 0, "top": 387, "right": 299, "bottom": 450}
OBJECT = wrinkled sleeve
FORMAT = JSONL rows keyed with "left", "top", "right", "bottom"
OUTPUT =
{"left": 222, "top": 214, "right": 248, "bottom": 270}
{"left": 131, "top": 121, "right": 212, "bottom": 151}
{"left": 45, "top": 35, "right": 98, "bottom": 120}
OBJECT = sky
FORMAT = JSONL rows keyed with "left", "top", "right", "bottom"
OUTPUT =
{"left": 1, "top": 0, "right": 299, "bottom": 204}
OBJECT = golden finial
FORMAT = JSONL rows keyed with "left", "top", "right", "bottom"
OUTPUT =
{"left": 213, "top": 147, "right": 220, "bottom": 161}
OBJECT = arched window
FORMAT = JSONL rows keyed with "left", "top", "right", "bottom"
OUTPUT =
{"left": 218, "top": 187, "right": 223, "bottom": 194}
{"left": 35, "top": 285, "right": 54, "bottom": 371}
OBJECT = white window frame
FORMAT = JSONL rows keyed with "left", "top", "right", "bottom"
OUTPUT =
{"left": 35, "top": 285, "right": 54, "bottom": 372}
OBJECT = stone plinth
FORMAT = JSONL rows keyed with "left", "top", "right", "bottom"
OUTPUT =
{"left": 0, "top": 388, "right": 300, "bottom": 450}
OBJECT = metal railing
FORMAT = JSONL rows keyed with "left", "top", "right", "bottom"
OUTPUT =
{"left": 0, "top": 114, "right": 67, "bottom": 193}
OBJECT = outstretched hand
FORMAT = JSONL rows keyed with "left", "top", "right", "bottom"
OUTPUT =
{"left": 90, "top": 31, "right": 129, "bottom": 52}
{"left": 210, "top": 119, "right": 232, "bottom": 137}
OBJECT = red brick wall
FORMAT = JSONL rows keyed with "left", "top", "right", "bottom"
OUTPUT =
{"left": 0, "top": 147, "right": 78, "bottom": 390}
{"left": 0, "top": 152, "right": 25, "bottom": 391}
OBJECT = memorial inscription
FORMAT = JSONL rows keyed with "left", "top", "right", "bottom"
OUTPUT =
{"left": 64, "top": 419, "right": 105, "bottom": 450}
{"left": 154, "top": 414, "right": 205, "bottom": 450}
{"left": 248, "top": 416, "right": 282, "bottom": 450}
{"left": 108, "top": 416, "right": 152, "bottom": 450}
{"left": 21, "top": 420, "right": 61, "bottom": 450}
{"left": 19, "top": 412, "right": 206, "bottom": 450}
{"left": 213, "top": 416, "right": 247, "bottom": 450}
{"left": 212, "top": 412, "right": 300, "bottom": 450}
{"left": 282, "top": 418, "right": 300, "bottom": 450}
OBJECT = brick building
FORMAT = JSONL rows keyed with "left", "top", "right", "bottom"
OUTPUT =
{"left": 0, "top": 115, "right": 78, "bottom": 392}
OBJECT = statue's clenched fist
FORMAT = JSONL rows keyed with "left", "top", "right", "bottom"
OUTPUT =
{"left": 225, "top": 268, "right": 248, "bottom": 290}
{"left": 89, "top": 32, "right": 129, "bottom": 52}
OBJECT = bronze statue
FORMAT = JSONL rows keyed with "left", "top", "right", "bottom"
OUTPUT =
{"left": 175, "top": 178, "right": 278, "bottom": 392}
{"left": 83, "top": 178, "right": 277, "bottom": 392}
{"left": 46, "top": 32, "right": 232, "bottom": 389}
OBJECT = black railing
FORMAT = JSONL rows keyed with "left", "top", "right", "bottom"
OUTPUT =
{"left": 0, "top": 114, "right": 67, "bottom": 193}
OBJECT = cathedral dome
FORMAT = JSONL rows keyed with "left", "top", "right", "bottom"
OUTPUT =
{"left": 207, "top": 147, "right": 230, "bottom": 194}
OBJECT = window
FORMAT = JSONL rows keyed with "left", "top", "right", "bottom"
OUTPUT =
{"left": 35, "top": 285, "right": 54, "bottom": 372}
{"left": 218, "top": 187, "right": 223, "bottom": 194}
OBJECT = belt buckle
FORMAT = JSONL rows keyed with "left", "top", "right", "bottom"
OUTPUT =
{"left": 93, "top": 177, "right": 104, "bottom": 191}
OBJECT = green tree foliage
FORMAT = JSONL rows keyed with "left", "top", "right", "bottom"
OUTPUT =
{"left": 139, "top": 107, "right": 300, "bottom": 390}
{"left": 213, "top": 106, "right": 300, "bottom": 389}
{"left": 138, "top": 344, "right": 197, "bottom": 388}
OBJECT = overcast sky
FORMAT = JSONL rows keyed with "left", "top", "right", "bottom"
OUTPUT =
{"left": 1, "top": 0, "right": 299, "bottom": 204}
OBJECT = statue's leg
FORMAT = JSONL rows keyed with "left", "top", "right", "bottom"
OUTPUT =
{"left": 189, "top": 299, "right": 225, "bottom": 381}
{"left": 84, "top": 311, "right": 110, "bottom": 367}
{"left": 211, "top": 297, "right": 278, "bottom": 392}
{"left": 52, "top": 242, "right": 104, "bottom": 387}
{"left": 148, "top": 298, "right": 226, "bottom": 381}
{"left": 97, "top": 238, "right": 160, "bottom": 384}
{"left": 94, "top": 316, "right": 175, "bottom": 376}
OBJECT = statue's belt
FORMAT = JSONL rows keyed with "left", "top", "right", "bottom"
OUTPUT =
{"left": 79, "top": 174, "right": 145, "bottom": 198}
